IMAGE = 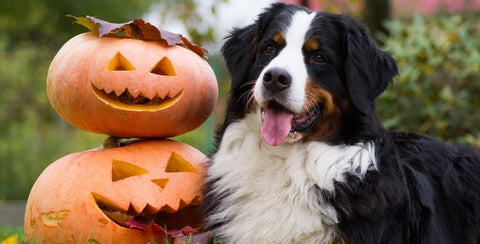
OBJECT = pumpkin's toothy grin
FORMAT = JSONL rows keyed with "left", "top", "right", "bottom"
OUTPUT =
{"left": 92, "top": 84, "right": 183, "bottom": 111}
{"left": 92, "top": 192, "right": 202, "bottom": 234}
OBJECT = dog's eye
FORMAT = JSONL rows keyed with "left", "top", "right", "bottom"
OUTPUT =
{"left": 312, "top": 54, "right": 325, "bottom": 63}
{"left": 264, "top": 44, "right": 276, "bottom": 55}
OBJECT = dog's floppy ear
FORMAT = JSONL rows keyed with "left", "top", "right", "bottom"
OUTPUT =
{"left": 221, "top": 23, "right": 259, "bottom": 92}
{"left": 343, "top": 17, "right": 398, "bottom": 115}
{"left": 222, "top": 3, "right": 285, "bottom": 92}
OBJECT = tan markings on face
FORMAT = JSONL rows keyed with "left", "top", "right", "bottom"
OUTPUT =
{"left": 252, "top": 36, "right": 259, "bottom": 55}
{"left": 273, "top": 32, "right": 285, "bottom": 47}
{"left": 304, "top": 79, "right": 343, "bottom": 140}
{"left": 304, "top": 38, "right": 320, "bottom": 52}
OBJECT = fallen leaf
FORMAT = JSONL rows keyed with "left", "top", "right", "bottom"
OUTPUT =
{"left": 125, "top": 217, "right": 148, "bottom": 230}
{"left": 1, "top": 235, "right": 18, "bottom": 244}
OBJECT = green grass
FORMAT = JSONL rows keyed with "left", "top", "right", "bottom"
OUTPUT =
{"left": 0, "top": 227, "right": 25, "bottom": 243}
{"left": 0, "top": 226, "right": 223, "bottom": 244}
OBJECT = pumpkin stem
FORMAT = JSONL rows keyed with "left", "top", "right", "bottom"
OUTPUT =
{"left": 101, "top": 136, "right": 122, "bottom": 149}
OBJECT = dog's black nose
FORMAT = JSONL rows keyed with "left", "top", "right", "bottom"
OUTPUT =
{"left": 263, "top": 68, "right": 292, "bottom": 92}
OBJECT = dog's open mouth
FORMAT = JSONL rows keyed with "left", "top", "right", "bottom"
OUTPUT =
{"left": 260, "top": 101, "right": 321, "bottom": 146}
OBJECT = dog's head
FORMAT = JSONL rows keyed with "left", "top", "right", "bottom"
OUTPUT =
{"left": 222, "top": 3, "right": 398, "bottom": 146}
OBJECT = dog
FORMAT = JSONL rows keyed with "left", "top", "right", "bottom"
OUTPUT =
{"left": 202, "top": 3, "right": 480, "bottom": 243}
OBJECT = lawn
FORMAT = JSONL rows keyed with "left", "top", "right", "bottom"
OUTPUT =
{"left": 0, "top": 227, "right": 25, "bottom": 243}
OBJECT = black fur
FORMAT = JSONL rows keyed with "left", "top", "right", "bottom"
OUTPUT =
{"left": 203, "top": 3, "right": 480, "bottom": 243}
{"left": 328, "top": 133, "right": 480, "bottom": 243}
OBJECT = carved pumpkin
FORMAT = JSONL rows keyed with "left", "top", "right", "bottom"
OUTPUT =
{"left": 24, "top": 139, "right": 207, "bottom": 243}
{"left": 47, "top": 32, "right": 218, "bottom": 138}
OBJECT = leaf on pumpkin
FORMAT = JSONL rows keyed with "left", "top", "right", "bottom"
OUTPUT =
{"left": 68, "top": 15, "right": 207, "bottom": 59}
{"left": 125, "top": 217, "right": 149, "bottom": 230}
{"left": 151, "top": 221, "right": 165, "bottom": 232}
{"left": 126, "top": 219, "right": 207, "bottom": 243}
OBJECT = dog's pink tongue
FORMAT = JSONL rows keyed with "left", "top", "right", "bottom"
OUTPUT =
{"left": 261, "top": 107, "right": 294, "bottom": 146}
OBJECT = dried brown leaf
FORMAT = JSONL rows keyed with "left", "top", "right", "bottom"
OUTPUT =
{"left": 68, "top": 15, "right": 206, "bottom": 59}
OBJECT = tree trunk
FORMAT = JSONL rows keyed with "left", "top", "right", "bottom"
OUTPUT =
{"left": 364, "top": 0, "right": 391, "bottom": 38}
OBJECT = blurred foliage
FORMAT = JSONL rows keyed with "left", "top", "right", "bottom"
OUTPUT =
{"left": 377, "top": 13, "right": 480, "bottom": 148}
{"left": 0, "top": 0, "right": 154, "bottom": 48}
{"left": 0, "top": 0, "right": 164, "bottom": 200}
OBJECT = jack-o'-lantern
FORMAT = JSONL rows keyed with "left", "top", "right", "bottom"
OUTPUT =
{"left": 24, "top": 139, "right": 207, "bottom": 243}
{"left": 47, "top": 17, "right": 218, "bottom": 138}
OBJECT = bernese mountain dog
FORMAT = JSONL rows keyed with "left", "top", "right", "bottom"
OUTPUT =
{"left": 202, "top": 3, "right": 480, "bottom": 243}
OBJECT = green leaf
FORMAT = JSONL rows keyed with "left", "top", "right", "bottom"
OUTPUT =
{"left": 67, "top": 14, "right": 100, "bottom": 35}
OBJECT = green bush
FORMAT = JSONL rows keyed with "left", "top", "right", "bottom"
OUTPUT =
{"left": 377, "top": 14, "right": 480, "bottom": 149}
{"left": 0, "top": 0, "right": 157, "bottom": 201}
{"left": 0, "top": 37, "right": 109, "bottom": 200}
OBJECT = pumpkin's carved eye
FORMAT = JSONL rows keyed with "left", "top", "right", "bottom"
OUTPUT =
{"left": 150, "top": 57, "right": 176, "bottom": 76}
{"left": 165, "top": 152, "right": 196, "bottom": 173}
{"left": 111, "top": 160, "right": 148, "bottom": 182}
{"left": 107, "top": 52, "right": 136, "bottom": 71}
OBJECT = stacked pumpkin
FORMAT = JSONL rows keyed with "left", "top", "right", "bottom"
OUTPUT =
{"left": 24, "top": 16, "right": 217, "bottom": 243}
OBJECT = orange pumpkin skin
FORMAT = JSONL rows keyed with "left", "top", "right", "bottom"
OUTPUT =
{"left": 24, "top": 139, "right": 207, "bottom": 243}
{"left": 47, "top": 32, "right": 218, "bottom": 138}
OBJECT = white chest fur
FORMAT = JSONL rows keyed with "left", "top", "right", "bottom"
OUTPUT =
{"left": 206, "top": 112, "right": 377, "bottom": 243}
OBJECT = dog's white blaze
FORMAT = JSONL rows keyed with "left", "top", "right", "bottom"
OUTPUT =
{"left": 253, "top": 11, "right": 316, "bottom": 113}
{"left": 207, "top": 111, "right": 377, "bottom": 243}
